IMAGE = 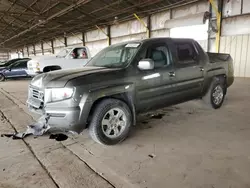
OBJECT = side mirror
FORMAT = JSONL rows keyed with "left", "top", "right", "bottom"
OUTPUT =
{"left": 137, "top": 59, "right": 154, "bottom": 70}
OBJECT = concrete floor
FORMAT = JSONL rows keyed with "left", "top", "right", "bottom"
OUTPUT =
{"left": 0, "top": 78, "right": 250, "bottom": 188}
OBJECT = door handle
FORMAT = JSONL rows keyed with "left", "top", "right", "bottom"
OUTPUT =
{"left": 200, "top": 67, "right": 204, "bottom": 72}
{"left": 169, "top": 72, "right": 175, "bottom": 77}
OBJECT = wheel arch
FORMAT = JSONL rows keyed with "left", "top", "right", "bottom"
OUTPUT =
{"left": 85, "top": 85, "right": 136, "bottom": 128}
{"left": 43, "top": 65, "right": 62, "bottom": 72}
{"left": 202, "top": 72, "right": 227, "bottom": 96}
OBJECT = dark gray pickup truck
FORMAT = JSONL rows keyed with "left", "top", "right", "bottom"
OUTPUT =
{"left": 27, "top": 38, "right": 234, "bottom": 145}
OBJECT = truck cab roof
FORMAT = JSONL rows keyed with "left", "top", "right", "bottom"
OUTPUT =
{"left": 110, "top": 37, "right": 197, "bottom": 47}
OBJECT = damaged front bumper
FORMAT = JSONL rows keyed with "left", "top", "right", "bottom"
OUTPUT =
{"left": 27, "top": 102, "right": 83, "bottom": 134}
{"left": 1, "top": 114, "right": 77, "bottom": 141}
{"left": 26, "top": 85, "right": 87, "bottom": 134}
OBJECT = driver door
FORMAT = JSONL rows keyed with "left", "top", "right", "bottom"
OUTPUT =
{"left": 64, "top": 47, "right": 89, "bottom": 69}
{"left": 136, "top": 41, "right": 175, "bottom": 113}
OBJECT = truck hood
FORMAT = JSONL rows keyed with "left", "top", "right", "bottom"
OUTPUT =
{"left": 31, "top": 66, "right": 118, "bottom": 88}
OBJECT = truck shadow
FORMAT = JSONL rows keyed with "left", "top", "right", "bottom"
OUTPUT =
{"left": 129, "top": 101, "right": 210, "bottom": 139}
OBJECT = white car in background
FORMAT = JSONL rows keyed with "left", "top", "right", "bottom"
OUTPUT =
{"left": 27, "top": 46, "right": 91, "bottom": 76}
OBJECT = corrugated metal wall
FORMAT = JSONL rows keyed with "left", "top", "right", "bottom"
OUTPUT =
{"left": 220, "top": 34, "right": 250, "bottom": 77}
{"left": 219, "top": 6, "right": 250, "bottom": 78}
{"left": 85, "top": 28, "right": 109, "bottom": 56}
{"left": 151, "top": 10, "right": 170, "bottom": 38}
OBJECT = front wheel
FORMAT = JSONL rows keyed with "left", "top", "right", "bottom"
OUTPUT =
{"left": 203, "top": 77, "right": 226, "bottom": 109}
{"left": 88, "top": 99, "right": 132, "bottom": 145}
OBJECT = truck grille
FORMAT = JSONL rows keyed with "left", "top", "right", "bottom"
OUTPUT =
{"left": 30, "top": 87, "right": 44, "bottom": 102}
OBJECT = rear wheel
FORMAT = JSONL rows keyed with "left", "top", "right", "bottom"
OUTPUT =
{"left": 0, "top": 74, "right": 5, "bottom": 82}
{"left": 203, "top": 77, "right": 226, "bottom": 109}
{"left": 88, "top": 99, "right": 132, "bottom": 145}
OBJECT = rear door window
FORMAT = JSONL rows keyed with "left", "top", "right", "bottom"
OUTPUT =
{"left": 174, "top": 41, "right": 199, "bottom": 67}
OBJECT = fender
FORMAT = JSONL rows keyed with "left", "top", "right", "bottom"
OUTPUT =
{"left": 202, "top": 67, "right": 226, "bottom": 96}
{"left": 77, "top": 83, "right": 136, "bottom": 130}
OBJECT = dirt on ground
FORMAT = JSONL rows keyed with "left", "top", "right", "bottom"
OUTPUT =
{"left": 0, "top": 78, "right": 250, "bottom": 188}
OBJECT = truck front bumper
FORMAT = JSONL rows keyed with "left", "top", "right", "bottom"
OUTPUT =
{"left": 27, "top": 98, "right": 88, "bottom": 134}
{"left": 45, "top": 106, "right": 83, "bottom": 133}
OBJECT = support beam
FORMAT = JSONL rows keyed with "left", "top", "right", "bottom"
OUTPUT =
{"left": 64, "top": 37, "right": 67, "bottom": 47}
{"left": 209, "top": 0, "right": 222, "bottom": 53}
{"left": 82, "top": 32, "right": 85, "bottom": 46}
{"left": 51, "top": 40, "right": 54, "bottom": 54}
{"left": 95, "top": 25, "right": 110, "bottom": 46}
{"left": 107, "top": 25, "right": 111, "bottom": 46}
{"left": 21, "top": 48, "right": 24, "bottom": 57}
{"left": 33, "top": 44, "right": 36, "bottom": 56}
{"left": 53, "top": 37, "right": 65, "bottom": 46}
{"left": 26, "top": 46, "right": 29, "bottom": 57}
{"left": 41, "top": 41, "right": 44, "bottom": 55}
{"left": 134, "top": 13, "right": 150, "bottom": 38}
{"left": 0, "top": 0, "right": 39, "bottom": 35}
{"left": 170, "top": 9, "right": 173, "bottom": 19}
{"left": 147, "top": 15, "right": 151, "bottom": 38}
{"left": 0, "top": 10, "right": 41, "bottom": 16}
{"left": 12, "top": 0, "right": 40, "bottom": 15}
{"left": 241, "top": 0, "right": 244, "bottom": 14}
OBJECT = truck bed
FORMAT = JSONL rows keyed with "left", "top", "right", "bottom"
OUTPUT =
{"left": 207, "top": 52, "right": 234, "bottom": 87}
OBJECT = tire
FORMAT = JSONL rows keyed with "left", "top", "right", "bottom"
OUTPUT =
{"left": 0, "top": 74, "right": 5, "bottom": 82}
{"left": 203, "top": 77, "right": 226, "bottom": 109}
{"left": 88, "top": 98, "right": 132, "bottom": 145}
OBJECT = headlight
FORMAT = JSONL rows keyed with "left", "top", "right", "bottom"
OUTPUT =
{"left": 45, "top": 88, "right": 74, "bottom": 102}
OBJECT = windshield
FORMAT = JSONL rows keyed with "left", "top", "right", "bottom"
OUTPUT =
{"left": 56, "top": 48, "right": 72, "bottom": 58}
{"left": 87, "top": 42, "right": 141, "bottom": 68}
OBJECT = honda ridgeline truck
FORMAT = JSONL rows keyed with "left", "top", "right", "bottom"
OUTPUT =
{"left": 26, "top": 38, "right": 234, "bottom": 145}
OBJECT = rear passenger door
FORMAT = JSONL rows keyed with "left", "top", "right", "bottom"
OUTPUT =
{"left": 172, "top": 40, "right": 204, "bottom": 101}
